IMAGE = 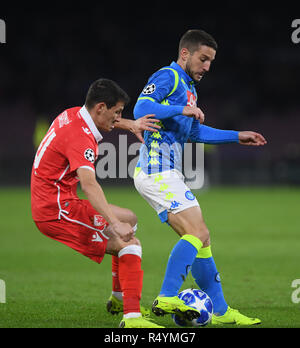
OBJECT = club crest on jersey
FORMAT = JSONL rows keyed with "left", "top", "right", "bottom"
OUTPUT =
{"left": 84, "top": 148, "right": 95, "bottom": 163}
{"left": 142, "top": 83, "right": 156, "bottom": 95}
{"left": 185, "top": 190, "right": 195, "bottom": 201}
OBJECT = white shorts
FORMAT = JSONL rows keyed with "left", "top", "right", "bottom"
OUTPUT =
{"left": 134, "top": 169, "right": 200, "bottom": 223}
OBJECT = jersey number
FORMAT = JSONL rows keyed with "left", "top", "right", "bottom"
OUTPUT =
{"left": 34, "top": 128, "right": 56, "bottom": 169}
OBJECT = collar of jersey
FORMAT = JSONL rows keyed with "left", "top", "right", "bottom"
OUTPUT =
{"left": 79, "top": 105, "right": 103, "bottom": 143}
{"left": 170, "top": 61, "right": 194, "bottom": 85}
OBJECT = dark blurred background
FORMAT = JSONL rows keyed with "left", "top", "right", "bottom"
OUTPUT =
{"left": 1, "top": 2, "right": 300, "bottom": 186}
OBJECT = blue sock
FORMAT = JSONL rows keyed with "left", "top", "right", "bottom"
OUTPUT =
{"left": 191, "top": 246, "right": 228, "bottom": 316}
{"left": 159, "top": 235, "right": 202, "bottom": 297}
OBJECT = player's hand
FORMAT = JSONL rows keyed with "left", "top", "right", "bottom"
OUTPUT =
{"left": 238, "top": 131, "right": 267, "bottom": 146}
{"left": 182, "top": 106, "right": 205, "bottom": 123}
{"left": 131, "top": 114, "right": 161, "bottom": 143}
{"left": 111, "top": 221, "right": 134, "bottom": 242}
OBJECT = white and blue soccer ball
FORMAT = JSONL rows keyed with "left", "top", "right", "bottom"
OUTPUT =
{"left": 172, "top": 288, "right": 213, "bottom": 327}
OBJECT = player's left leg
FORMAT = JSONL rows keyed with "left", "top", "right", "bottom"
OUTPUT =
{"left": 106, "top": 204, "right": 150, "bottom": 317}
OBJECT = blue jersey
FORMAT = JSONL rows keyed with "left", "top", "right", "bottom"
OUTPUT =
{"left": 134, "top": 61, "right": 239, "bottom": 175}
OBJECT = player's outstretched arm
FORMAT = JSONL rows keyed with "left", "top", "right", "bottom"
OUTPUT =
{"left": 114, "top": 114, "right": 161, "bottom": 143}
{"left": 77, "top": 167, "right": 134, "bottom": 241}
{"left": 189, "top": 121, "right": 267, "bottom": 146}
{"left": 238, "top": 131, "right": 267, "bottom": 146}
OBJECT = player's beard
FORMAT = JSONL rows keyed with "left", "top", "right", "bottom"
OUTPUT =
{"left": 185, "top": 61, "right": 200, "bottom": 83}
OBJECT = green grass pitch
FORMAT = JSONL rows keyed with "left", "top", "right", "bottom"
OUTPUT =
{"left": 0, "top": 186, "right": 299, "bottom": 328}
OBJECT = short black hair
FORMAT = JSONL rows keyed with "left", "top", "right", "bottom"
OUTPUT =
{"left": 85, "top": 78, "right": 130, "bottom": 109}
{"left": 179, "top": 29, "right": 218, "bottom": 55}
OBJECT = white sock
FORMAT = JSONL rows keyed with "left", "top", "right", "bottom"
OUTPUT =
{"left": 123, "top": 312, "right": 142, "bottom": 319}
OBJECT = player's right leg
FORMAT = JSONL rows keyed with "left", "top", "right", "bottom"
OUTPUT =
{"left": 106, "top": 204, "right": 150, "bottom": 318}
{"left": 152, "top": 207, "right": 208, "bottom": 320}
{"left": 134, "top": 169, "right": 204, "bottom": 320}
{"left": 162, "top": 206, "right": 229, "bottom": 314}
{"left": 104, "top": 227, "right": 164, "bottom": 328}
{"left": 106, "top": 205, "right": 136, "bottom": 312}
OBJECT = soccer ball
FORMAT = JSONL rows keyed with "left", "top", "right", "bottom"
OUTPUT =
{"left": 172, "top": 288, "right": 213, "bottom": 327}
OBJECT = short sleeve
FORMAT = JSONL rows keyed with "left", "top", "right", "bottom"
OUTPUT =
{"left": 64, "top": 135, "right": 97, "bottom": 173}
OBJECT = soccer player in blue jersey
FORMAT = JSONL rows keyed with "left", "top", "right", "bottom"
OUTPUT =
{"left": 133, "top": 29, "right": 266, "bottom": 325}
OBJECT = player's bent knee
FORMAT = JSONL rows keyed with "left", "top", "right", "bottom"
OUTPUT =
{"left": 202, "top": 234, "right": 211, "bottom": 247}
{"left": 171, "top": 214, "right": 210, "bottom": 245}
{"left": 127, "top": 210, "right": 138, "bottom": 227}
{"left": 198, "top": 227, "right": 210, "bottom": 244}
{"left": 122, "top": 236, "right": 141, "bottom": 247}
{"left": 184, "top": 226, "right": 210, "bottom": 246}
{"left": 188, "top": 218, "right": 210, "bottom": 245}
{"left": 105, "top": 235, "right": 141, "bottom": 256}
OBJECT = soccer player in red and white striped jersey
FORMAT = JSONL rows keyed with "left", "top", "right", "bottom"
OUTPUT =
{"left": 31, "top": 78, "right": 162, "bottom": 328}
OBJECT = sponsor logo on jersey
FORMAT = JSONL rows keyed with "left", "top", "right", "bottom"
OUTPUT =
{"left": 186, "top": 90, "right": 197, "bottom": 107}
{"left": 58, "top": 111, "right": 71, "bottom": 128}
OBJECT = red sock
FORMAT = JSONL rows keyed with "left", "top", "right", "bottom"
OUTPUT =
{"left": 118, "top": 245, "right": 143, "bottom": 315}
{"left": 112, "top": 255, "right": 122, "bottom": 293}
